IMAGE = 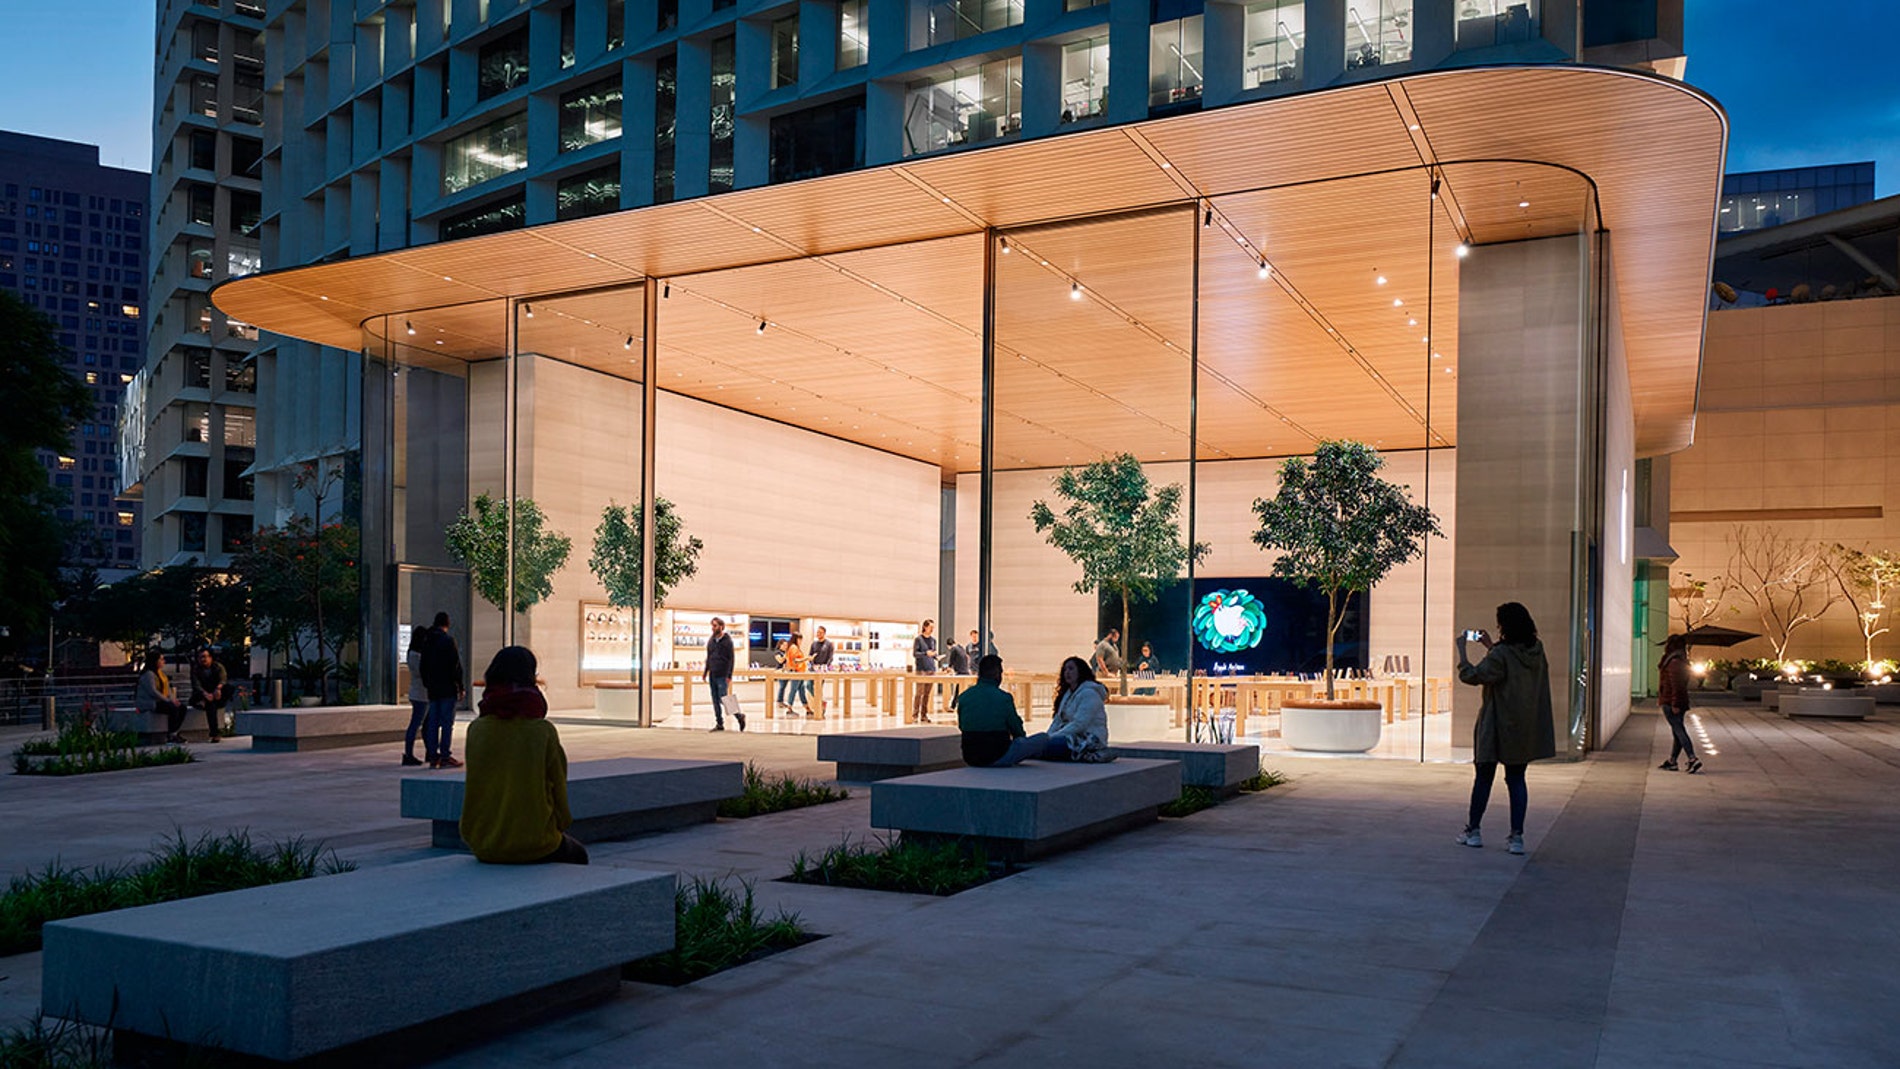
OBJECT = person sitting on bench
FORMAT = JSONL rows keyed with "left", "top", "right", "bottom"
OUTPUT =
{"left": 992, "top": 656, "right": 1112, "bottom": 766}
{"left": 955, "top": 654, "right": 1026, "bottom": 767}
{"left": 459, "top": 646, "right": 588, "bottom": 865}
{"left": 135, "top": 648, "right": 188, "bottom": 743}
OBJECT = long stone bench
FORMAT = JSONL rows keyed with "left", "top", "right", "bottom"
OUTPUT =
{"left": 102, "top": 706, "right": 243, "bottom": 745}
{"left": 40, "top": 854, "right": 674, "bottom": 1064}
{"left": 234, "top": 704, "right": 414, "bottom": 752}
{"left": 1783, "top": 689, "right": 1875, "bottom": 720}
{"left": 870, "top": 758, "right": 1181, "bottom": 861}
{"left": 817, "top": 726, "right": 963, "bottom": 782}
{"left": 403, "top": 757, "right": 745, "bottom": 849}
{"left": 1106, "top": 741, "right": 1260, "bottom": 794}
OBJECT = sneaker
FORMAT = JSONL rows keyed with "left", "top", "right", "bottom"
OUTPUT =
{"left": 1686, "top": 758, "right": 1703, "bottom": 775}
{"left": 401, "top": 753, "right": 423, "bottom": 767}
{"left": 735, "top": 711, "right": 747, "bottom": 732}
{"left": 436, "top": 755, "right": 462, "bottom": 769}
{"left": 1507, "top": 834, "right": 1525, "bottom": 855}
{"left": 1658, "top": 760, "right": 1678, "bottom": 771}
{"left": 1455, "top": 828, "right": 1483, "bottom": 848}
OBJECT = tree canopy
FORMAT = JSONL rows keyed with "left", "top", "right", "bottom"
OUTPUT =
{"left": 445, "top": 493, "right": 572, "bottom": 614}
{"left": 589, "top": 498, "right": 703, "bottom": 611}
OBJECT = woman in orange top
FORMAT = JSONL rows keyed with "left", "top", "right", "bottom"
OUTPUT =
{"left": 785, "top": 633, "right": 814, "bottom": 717}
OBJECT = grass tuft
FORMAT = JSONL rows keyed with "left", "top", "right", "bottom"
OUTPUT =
{"left": 624, "top": 876, "right": 812, "bottom": 986}
{"left": 1158, "top": 785, "right": 1223, "bottom": 818}
{"left": 786, "top": 834, "right": 997, "bottom": 896}
{"left": 1238, "top": 767, "right": 1290, "bottom": 792}
{"left": 0, "top": 829, "right": 354, "bottom": 957}
{"left": 716, "top": 761, "right": 849, "bottom": 818}
{"left": 0, "top": 1014, "right": 112, "bottom": 1069}
{"left": 13, "top": 715, "right": 192, "bottom": 777}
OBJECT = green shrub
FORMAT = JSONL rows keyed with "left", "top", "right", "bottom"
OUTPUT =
{"left": 12, "top": 715, "right": 192, "bottom": 777}
{"left": 0, "top": 1014, "right": 112, "bottom": 1069}
{"left": 1238, "top": 767, "right": 1290, "bottom": 792}
{"left": 0, "top": 830, "right": 353, "bottom": 956}
{"left": 1158, "top": 785, "right": 1222, "bottom": 818}
{"left": 623, "top": 877, "right": 810, "bottom": 986}
{"left": 716, "top": 761, "right": 848, "bottom": 818}
{"left": 787, "top": 834, "right": 997, "bottom": 896}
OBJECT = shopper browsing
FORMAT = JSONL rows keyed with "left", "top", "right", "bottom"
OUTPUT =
{"left": 786, "top": 633, "right": 814, "bottom": 716}
{"left": 705, "top": 617, "right": 744, "bottom": 731}
{"left": 912, "top": 619, "right": 939, "bottom": 723}
{"left": 459, "top": 646, "right": 588, "bottom": 866}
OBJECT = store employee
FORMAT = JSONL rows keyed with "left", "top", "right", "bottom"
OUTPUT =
{"left": 810, "top": 626, "right": 835, "bottom": 669}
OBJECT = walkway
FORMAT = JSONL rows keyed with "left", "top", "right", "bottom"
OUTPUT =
{"left": 2, "top": 701, "right": 1896, "bottom": 1066}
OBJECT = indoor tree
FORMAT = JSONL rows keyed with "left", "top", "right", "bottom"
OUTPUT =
{"left": 589, "top": 498, "right": 704, "bottom": 675}
{"left": 1029, "top": 453, "right": 1208, "bottom": 696}
{"left": 445, "top": 492, "right": 573, "bottom": 615}
{"left": 1251, "top": 439, "right": 1441, "bottom": 700}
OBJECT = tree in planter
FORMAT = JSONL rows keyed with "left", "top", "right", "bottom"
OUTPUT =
{"left": 1826, "top": 544, "right": 1900, "bottom": 673}
{"left": 445, "top": 492, "right": 573, "bottom": 615}
{"left": 1251, "top": 440, "right": 1441, "bottom": 700}
{"left": 1029, "top": 453, "right": 1208, "bottom": 696}
{"left": 589, "top": 499, "right": 703, "bottom": 669}
{"left": 1725, "top": 524, "right": 1837, "bottom": 663}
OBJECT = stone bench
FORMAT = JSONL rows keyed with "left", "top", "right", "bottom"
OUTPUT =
{"left": 234, "top": 704, "right": 413, "bottom": 752}
{"left": 816, "top": 726, "right": 963, "bottom": 782}
{"left": 1106, "top": 741, "right": 1261, "bottom": 794}
{"left": 403, "top": 757, "right": 745, "bottom": 849}
{"left": 102, "top": 707, "right": 244, "bottom": 745}
{"left": 40, "top": 854, "right": 674, "bottom": 1064}
{"left": 870, "top": 758, "right": 1181, "bottom": 861}
{"left": 1783, "top": 689, "right": 1875, "bottom": 720}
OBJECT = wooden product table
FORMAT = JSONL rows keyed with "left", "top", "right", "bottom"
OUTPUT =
{"left": 1192, "top": 675, "right": 1452, "bottom": 735}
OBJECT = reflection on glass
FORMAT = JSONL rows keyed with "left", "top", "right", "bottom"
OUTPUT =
{"left": 559, "top": 76, "right": 623, "bottom": 152}
{"left": 1345, "top": 0, "right": 1412, "bottom": 68}
{"left": 476, "top": 26, "right": 529, "bottom": 99}
{"left": 902, "top": 54, "right": 1022, "bottom": 157}
{"left": 917, "top": 0, "right": 1024, "bottom": 48}
{"left": 772, "top": 16, "right": 799, "bottom": 88}
{"left": 710, "top": 36, "right": 736, "bottom": 192}
{"left": 442, "top": 112, "right": 528, "bottom": 194}
{"left": 559, "top": 5, "right": 575, "bottom": 67}
{"left": 1061, "top": 37, "right": 1109, "bottom": 123}
{"left": 1244, "top": 0, "right": 1304, "bottom": 89}
{"left": 440, "top": 192, "right": 526, "bottom": 239}
{"left": 769, "top": 96, "right": 865, "bottom": 182}
{"left": 557, "top": 163, "right": 621, "bottom": 221}
{"left": 607, "top": 0, "right": 625, "bottom": 50}
{"left": 1454, "top": 0, "right": 1539, "bottom": 50}
{"left": 838, "top": 0, "right": 868, "bottom": 69}
{"left": 1148, "top": 16, "right": 1204, "bottom": 108}
{"left": 655, "top": 52, "right": 677, "bottom": 203}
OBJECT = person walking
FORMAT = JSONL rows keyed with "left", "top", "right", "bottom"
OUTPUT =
{"left": 809, "top": 625, "right": 836, "bottom": 715}
{"left": 773, "top": 637, "right": 791, "bottom": 714}
{"left": 136, "top": 649, "right": 187, "bottom": 744}
{"left": 1657, "top": 634, "right": 1702, "bottom": 773}
{"left": 912, "top": 619, "right": 939, "bottom": 723}
{"left": 459, "top": 646, "right": 588, "bottom": 866}
{"left": 785, "top": 632, "right": 814, "bottom": 716}
{"left": 704, "top": 616, "right": 744, "bottom": 731}
{"left": 1454, "top": 602, "right": 1557, "bottom": 855}
{"left": 190, "top": 648, "right": 228, "bottom": 743}
{"left": 993, "top": 656, "right": 1111, "bottom": 765}
{"left": 418, "top": 611, "right": 465, "bottom": 767}
{"left": 401, "top": 625, "right": 431, "bottom": 766}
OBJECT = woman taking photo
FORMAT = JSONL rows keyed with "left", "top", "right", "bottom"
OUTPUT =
{"left": 994, "top": 656, "right": 1111, "bottom": 765}
{"left": 1454, "top": 602, "right": 1556, "bottom": 856}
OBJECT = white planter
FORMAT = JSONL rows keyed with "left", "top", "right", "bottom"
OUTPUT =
{"left": 297, "top": 696, "right": 322, "bottom": 707}
{"left": 1280, "top": 700, "right": 1382, "bottom": 753}
{"left": 1106, "top": 698, "right": 1173, "bottom": 742}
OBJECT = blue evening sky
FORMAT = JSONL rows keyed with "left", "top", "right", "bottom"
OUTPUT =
{"left": 0, "top": 0, "right": 1893, "bottom": 194}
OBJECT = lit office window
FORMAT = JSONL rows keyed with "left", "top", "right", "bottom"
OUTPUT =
{"left": 441, "top": 112, "right": 528, "bottom": 194}
{"left": 559, "top": 76, "right": 623, "bottom": 152}
{"left": 655, "top": 52, "right": 677, "bottom": 203}
{"left": 1345, "top": 1, "right": 1411, "bottom": 68}
{"left": 1244, "top": 0, "right": 1304, "bottom": 88}
{"left": 902, "top": 54, "right": 1022, "bottom": 157}
{"left": 1454, "top": 0, "right": 1539, "bottom": 50}
{"left": 1148, "top": 16, "right": 1203, "bottom": 108}
{"left": 772, "top": 16, "right": 800, "bottom": 89}
{"left": 226, "top": 240, "right": 261, "bottom": 278}
{"left": 606, "top": 0, "right": 625, "bottom": 50}
{"left": 917, "top": 0, "right": 1024, "bottom": 48}
{"left": 711, "top": 35, "right": 736, "bottom": 192}
{"left": 557, "top": 164, "right": 621, "bottom": 221}
{"left": 838, "top": 0, "right": 868, "bottom": 69}
{"left": 191, "top": 75, "right": 218, "bottom": 119}
{"left": 560, "top": 5, "right": 575, "bottom": 67}
{"left": 1061, "top": 36, "right": 1109, "bottom": 123}
{"left": 477, "top": 26, "right": 530, "bottom": 100}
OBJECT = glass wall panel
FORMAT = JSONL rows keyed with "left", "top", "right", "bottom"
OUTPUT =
{"left": 916, "top": 0, "right": 1024, "bottom": 48}
{"left": 556, "top": 163, "right": 621, "bottom": 220}
{"left": 1061, "top": 37, "right": 1109, "bottom": 123}
{"left": 442, "top": 112, "right": 528, "bottom": 194}
{"left": 710, "top": 36, "right": 736, "bottom": 192}
{"left": 838, "top": 0, "right": 869, "bottom": 69}
{"left": 1148, "top": 17, "right": 1203, "bottom": 108}
{"left": 1454, "top": 0, "right": 1540, "bottom": 50}
{"left": 1345, "top": 0, "right": 1412, "bottom": 68}
{"left": 902, "top": 55, "right": 1021, "bottom": 157}
{"left": 771, "top": 16, "right": 800, "bottom": 89}
{"left": 1244, "top": 0, "right": 1303, "bottom": 89}
{"left": 476, "top": 25, "right": 530, "bottom": 99}
{"left": 655, "top": 52, "right": 677, "bottom": 203}
{"left": 559, "top": 76, "right": 623, "bottom": 152}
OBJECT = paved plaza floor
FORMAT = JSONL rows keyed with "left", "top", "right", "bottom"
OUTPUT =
{"left": 2, "top": 700, "right": 1897, "bottom": 1067}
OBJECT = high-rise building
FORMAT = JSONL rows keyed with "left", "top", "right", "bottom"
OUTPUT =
{"left": 0, "top": 131, "right": 148, "bottom": 578}
{"left": 1719, "top": 162, "right": 1877, "bottom": 236}
{"left": 123, "top": 0, "right": 268, "bottom": 570}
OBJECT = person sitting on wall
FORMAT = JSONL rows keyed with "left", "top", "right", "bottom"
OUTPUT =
{"left": 992, "top": 656, "right": 1112, "bottom": 766}
{"left": 189, "top": 647, "right": 228, "bottom": 743}
{"left": 459, "top": 646, "right": 588, "bottom": 866}
{"left": 955, "top": 654, "right": 1026, "bottom": 767}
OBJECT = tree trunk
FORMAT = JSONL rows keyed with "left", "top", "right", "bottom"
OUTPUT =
{"left": 1324, "top": 588, "right": 1338, "bottom": 700}
{"left": 1119, "top": 589, "right": 1131, "bottom": 697}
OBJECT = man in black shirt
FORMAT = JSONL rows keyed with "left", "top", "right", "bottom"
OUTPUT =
{"left": 703, "top": 617, "right": 745, "bottom": 731}
{"left": 418, "top": 612, "right": 465, "bottom": 767}
{"left": 808, "top": 626, "right": 836, "bottom": 717}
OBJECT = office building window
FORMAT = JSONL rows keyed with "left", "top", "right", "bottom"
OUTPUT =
{"left": 659, "top": 0, "right": 678, "bottom": 32}
{"left": 192, "top": 20, "right": 220, "bottom": 62}
{"left": 1244, "top": 0, "right": 1303, "bottom": 88}
{"left": 1149, "top": 16, "right": 1203, "bottom": 108}
{"left": 902, "top": 54, "right": 1021, "bottom": 157}
{"left": 233, "top": 73, "right": 264, "bottom": 123}
{"left": 187, "top": 238, "right": 215, "bottom": 279}
{"left": 180, "top": 512, "right": 207, "bottom": 552}
{"left": 1582, "top": 0, "right": 1655, "bottom": 46}
{"left": 187, "top": 351, "right": 212, "bottom": 388}
{"left": 1455, "top": 0, "right": 1538, "bottom": 50}
{"left": 220, "top": 515, "right": 249, "bottom": 553}
{"left": 183, "top": 456, "right": 209, "bottom": 497}
{"left": 557, "top": 163, "right": 621, "bottom": 220}
{"left": 191, "top": 75, "right": 218, "bottom": 118}
{"left": 226, "top": 362, "right": 256, "bottom": 393}
{"left": 442, "top": 112, "right": 528, "bottom": 194}
{"left": 559, "top": 76, "right": 623, "bottom": 152}
{"left": 838, "top": 0, "right": 868, "bottom": 69}
{"left": 477, "top": 25, "right": 531, "bottom": 99}
{"left": 606, "top": 0, "right": 625, "bottom": 50}
{"left": 655, "top": 53, "right": 677, "bottom": 203}
{"left": 188, "top": 184, "right": 216, "bottom": 226}
{"left": 440, "top": 192, "right": 527, "bottom": 239}
{"left": 227, "top": 239, "right": 262, "bottom": 278}
{"left": 1065, "top": 0, "right": 1106, "bottom": 9}
{"left": 710, "top": 35, "right": 736, "bottom": 192}
{"left": 1061, "top": 36, "right": 1109, "bottom": 123}
{"left": 189, "top": 129, "right": 217, "bottom": 171}
{"left": 1346, "top": 1, "right": 1411, "bottom": 68}
{"left": 770, "top": 96, "right": 865, "bottom": 183}
{"left": 231, "top": 190, "right": 262, "bottom": 236}
{"left": 772, "top": 16, "right": 800, "bottom": 88}
{"left": 224, "top": 410, "right": 256, "bottom": 449}
{"left": 231, "top": 135, "right": 263, "bottom": 177}
{"left": 916, "top": 0, "right": 1023, "bottom": 48}
{"left": 559, "top": 4, "right": 576, "bottom": 67}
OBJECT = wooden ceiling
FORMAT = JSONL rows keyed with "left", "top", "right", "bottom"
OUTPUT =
{"left": 224, "top": 65, "right": 1725, "bottom": 467}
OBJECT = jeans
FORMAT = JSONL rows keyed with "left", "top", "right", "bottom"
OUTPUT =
{"left": 199, "top": 699, "right": 226, "bottom": 739}
{"left": 405, "top": 700, "right": 429, "bottom": 756}
{"left": 991, "top": 732, "right": 1074, "bottom": 767}
{"left": 1662, "top": 706, "right": 1696, "bottom": 761}
{"left": 159, "top": 699, "right": 187, "bottom": 737}
{"left": 1468, "top": 761, "right": 1527, "bottom": 835}
{"left": 786, "top": 678, "right": 810, "bottom": 710}
{"left": 425, "top": 696, "right": 457, "bottom": 760}
{"left": 708, "top": 675, "right": 732, "bottom": 727}
{"left": 776, "top": 678, "right": 789, "bottom": 704}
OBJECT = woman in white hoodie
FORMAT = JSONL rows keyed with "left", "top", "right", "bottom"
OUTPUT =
{"left": 993, "top": 656, "right": 1112, "bottom": 765}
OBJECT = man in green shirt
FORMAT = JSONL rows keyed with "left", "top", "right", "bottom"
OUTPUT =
{"left": 954, "top": 654, "right": 1025, "bottom": 767}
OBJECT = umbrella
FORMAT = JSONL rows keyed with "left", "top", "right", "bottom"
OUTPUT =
{"left": 1677, "top": 625, "right": 1760, "bottom": 648}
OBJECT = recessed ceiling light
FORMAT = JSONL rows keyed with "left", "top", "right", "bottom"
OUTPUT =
{"left": 1518, "top": 200, "right": 1530, "bottom": 209}
{"left": 1455, "top": 243, "right": 1470, "bottom": 258}
{"left": 1393, "top": 298, "right": 1404, "bottom": 308}
{"left": 1375, "top": 275, "right": 1387, "bottom": 286}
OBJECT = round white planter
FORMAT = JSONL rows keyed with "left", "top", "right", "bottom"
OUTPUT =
{"left": 1280, "top": 700, "right": 1382, "bottom": 753}
{"left": 1106, "top": 696, "right": 1172, "bottom": 741}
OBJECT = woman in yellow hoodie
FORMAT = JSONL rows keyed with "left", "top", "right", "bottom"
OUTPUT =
{"left": 459, "top": 646, "right": 588, "bottom": 865}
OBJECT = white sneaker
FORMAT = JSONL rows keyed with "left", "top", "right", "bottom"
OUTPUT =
{"left": 1507, "top": 834, "right": 1525, "bottom": 855}
{"left": 1455, "top": 828, "right": 1483, "bottom": 848}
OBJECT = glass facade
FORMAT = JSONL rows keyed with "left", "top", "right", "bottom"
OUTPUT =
{"left": 1062, "top": 37, "right": 1109, "bottom": 123}
{"left": 838, "top": 0, "right": 869, "bottom": 69}
{"left": 1346, "top": 0, "right": 1412, "bottom": 68}
{"left": 710, "top": 36, "right": 736, "bottom": 193}
{"left": 916, "top": 0, "right": 1025, "bottom": 48}
{"left": 655, "top": 53, "right": 678, "bottom": 203}
{"left": 442, "top": 112, "right": 528, "bottom": 195}
{"left": 1454, "top": 0, "right": 1539, "bottom": 51}
{"left": 772, "top": 16, "right": 800, "bottom": 89}
{"left": 1244, "top": 0, "right": 1303, "bottom": 88}
{"left": 556, "top": 163, "right": 621, "bottom": 220}
{"left": 1718, "top": 163, "right": 1876, "bottom": 234}
{"left": 559, "top": 76, "right": 623, "bottom": 153}
{"left": 1148, "top": 16, "right": 1205, "bottom": 108}
{"left": 903, "top": 55, "right": 1022, "bottom": 157}
{"left": 477, "top": 26, "right": 530, "bottom": 100}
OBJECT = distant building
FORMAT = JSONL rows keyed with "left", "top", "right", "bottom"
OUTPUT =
{"left": 1718, "top": 162, "right": 1876, "bottom": 236}
{"left": 0, "top": 131, "right": 148, "bottom": 578}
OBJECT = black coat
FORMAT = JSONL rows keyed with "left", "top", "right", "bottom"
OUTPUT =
{"left": 705, "top": 631, "right": 735, "bottom": 679}
{"left": 418, "top": 628, "right": 463, "bottom": 701}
